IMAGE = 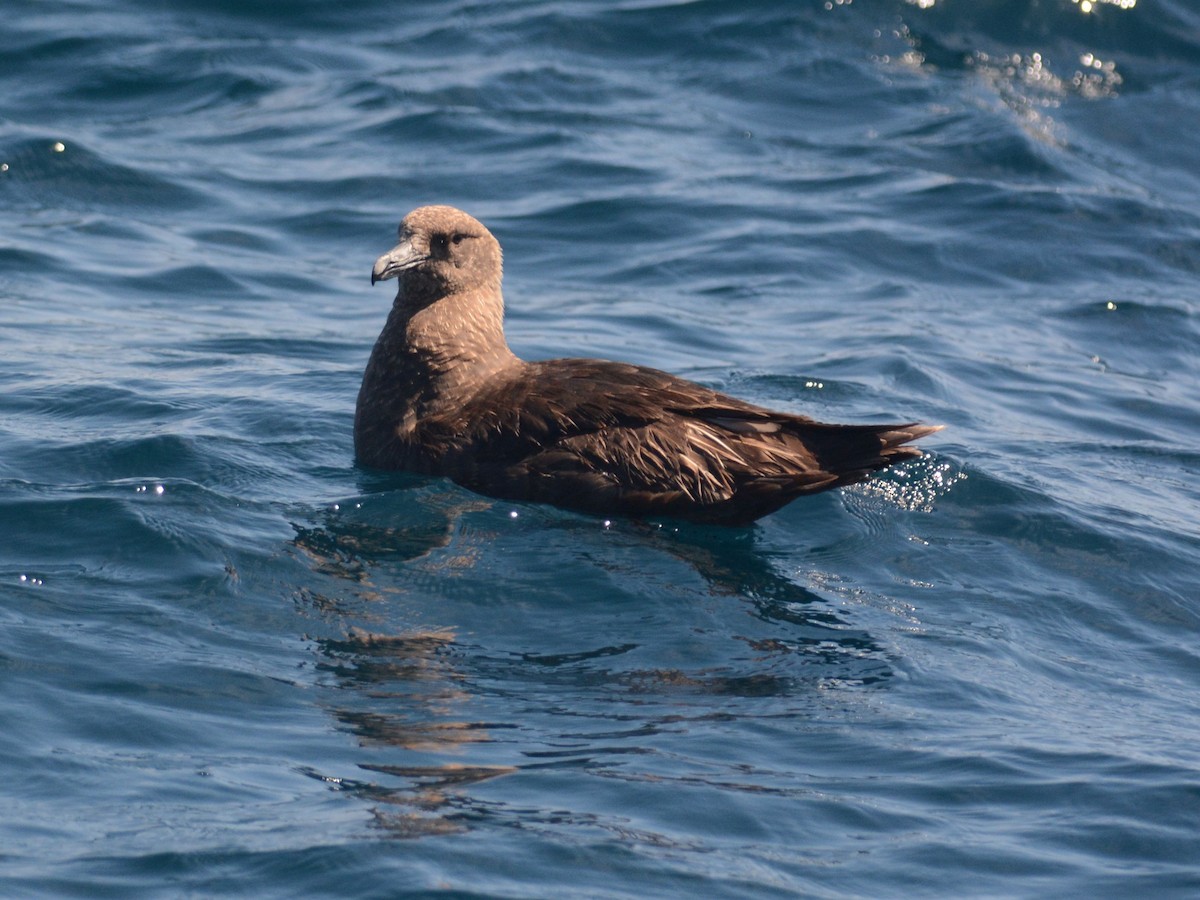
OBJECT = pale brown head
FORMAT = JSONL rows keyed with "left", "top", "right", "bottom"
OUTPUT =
{"left": 371, "top": 205, "right": 503, "bottom": 305}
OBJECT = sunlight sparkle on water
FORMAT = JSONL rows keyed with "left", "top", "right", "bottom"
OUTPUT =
{"left": 1073, "top": 0, "right": 1136, "bottom": 11}
{"left": 852, "top": 458, "right": 965, "bottom": 513}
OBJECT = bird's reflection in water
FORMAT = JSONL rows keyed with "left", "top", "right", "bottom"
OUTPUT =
{"left": 312, "top": 629, "right": 516, "bottom": 837}
{"left": 291, "top": 482, "right": 898, "bottom": 836}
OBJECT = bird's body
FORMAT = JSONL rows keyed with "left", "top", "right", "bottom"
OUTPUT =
{"left": 356, "top": 205, "right": 940, "bottom": 525}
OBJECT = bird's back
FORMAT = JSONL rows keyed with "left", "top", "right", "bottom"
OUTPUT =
{"left": 406, "top": 358, "right": 937, "bottom": 525}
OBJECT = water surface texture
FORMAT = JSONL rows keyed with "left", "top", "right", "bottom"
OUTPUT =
{"left": 3, "top": 0, "right": 1200, "bottom": 896}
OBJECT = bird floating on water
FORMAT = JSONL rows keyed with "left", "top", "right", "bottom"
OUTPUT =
{"left": 355, "top": 205, "right": 941, "bottom": 525}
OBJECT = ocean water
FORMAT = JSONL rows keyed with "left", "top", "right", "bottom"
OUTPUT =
{"left": 3, "top": 0, "right": 1199, "bottom": 895}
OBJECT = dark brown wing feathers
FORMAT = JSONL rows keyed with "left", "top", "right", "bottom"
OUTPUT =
{"left": 412, "top": 359, "right": 938, "bottom": 525}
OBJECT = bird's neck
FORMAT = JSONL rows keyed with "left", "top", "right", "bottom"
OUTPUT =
{"left": 406, "top": 290, "right": 514, "bottom": 377}
{"left": 371, "top": 287, "right": 518, "bottom": 401}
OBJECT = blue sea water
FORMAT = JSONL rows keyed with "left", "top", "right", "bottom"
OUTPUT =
{"left": 3, "top": 0, "right": 1200, "bottom": 895}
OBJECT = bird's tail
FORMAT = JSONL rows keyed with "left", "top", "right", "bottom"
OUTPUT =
{"left": 801, "top": 422, "right": 944, "bottom": 488}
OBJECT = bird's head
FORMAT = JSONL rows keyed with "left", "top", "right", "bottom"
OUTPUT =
{"left": 371, "top": 205, "right": 503, "bottom": 305}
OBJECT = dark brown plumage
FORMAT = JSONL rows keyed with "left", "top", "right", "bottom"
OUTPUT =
{"left": 355, "top": 205, "right": 941, "bottom": 525}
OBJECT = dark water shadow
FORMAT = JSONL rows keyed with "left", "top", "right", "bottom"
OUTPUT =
{"left": 287, "top": 476, "right": 896, "bottom": 836}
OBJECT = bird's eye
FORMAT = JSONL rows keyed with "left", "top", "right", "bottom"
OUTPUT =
{"left": 431, "top": 234, "right": 448, "bottom": 253}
